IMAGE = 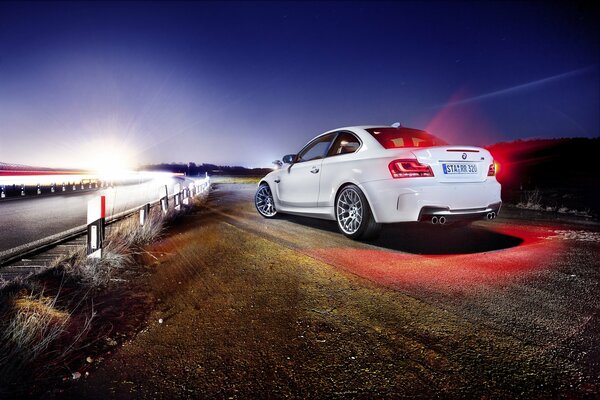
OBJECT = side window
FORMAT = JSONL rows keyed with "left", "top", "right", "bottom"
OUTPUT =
{"left": 328, "top": 132, "right": 361, "bottom": 156}
{"left": 297, "top": 134, "right": 336, "bottom": 162}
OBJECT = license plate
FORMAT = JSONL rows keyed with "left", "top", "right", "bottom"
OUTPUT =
{"left": 442, "top": 163, "right": 478, "bottom": 174}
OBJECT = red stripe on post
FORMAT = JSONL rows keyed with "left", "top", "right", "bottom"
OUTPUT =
{"left": 101, "top": 195, "right": 106, "bottom": 219}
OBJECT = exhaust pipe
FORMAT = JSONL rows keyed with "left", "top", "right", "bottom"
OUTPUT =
{"left": 431, "top": 216, "right": 438, "bottom": 224}
{"left": 439, "top": 216, "right": 446, "bottom": 225}
{"left": 487, "top": 212, "right": 496, "bottom": 220}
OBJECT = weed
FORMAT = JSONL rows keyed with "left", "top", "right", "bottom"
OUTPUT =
{"left": 0, "top": 282, "right": 93, "bottom": 393}
{"left": 516, "top": 189, "right": 543, "bottom": 210}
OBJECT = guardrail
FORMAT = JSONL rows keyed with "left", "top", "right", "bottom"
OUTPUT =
{"left": 0, "top": 174, "right": 210, "bottom": 267}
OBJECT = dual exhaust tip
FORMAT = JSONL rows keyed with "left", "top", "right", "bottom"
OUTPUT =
{"left": 430, "top": 212, "right": 496, "bottom": 225}
{"left": 430, "top": 216, "right": 446, "bottom": 225}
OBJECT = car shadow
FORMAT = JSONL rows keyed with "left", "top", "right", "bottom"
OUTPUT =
{"left": 277, "top": 214, "right": 523, "bottom": 255}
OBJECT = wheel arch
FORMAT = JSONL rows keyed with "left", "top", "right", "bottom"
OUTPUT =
{"left": 333, "top": 181, "right": 379, "bottom": 222}
{"left": 334, "top": 181, "right": 381, "bottom": 223}
{"left": 257, "top": 179, "right": 282, "bottom": 208}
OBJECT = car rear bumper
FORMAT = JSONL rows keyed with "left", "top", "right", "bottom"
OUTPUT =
{"left": 358, "top": 178, "right": 502, "bottom": 223}
{"left": 418, "top": 202, "right": 502, "bottom": 224}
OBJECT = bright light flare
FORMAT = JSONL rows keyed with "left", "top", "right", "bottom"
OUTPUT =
{"left": 86, "top": 139, "right": 137, "bottom": 179}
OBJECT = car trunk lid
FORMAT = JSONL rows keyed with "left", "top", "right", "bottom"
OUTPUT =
{"left": 410, "top": 146, "right": 492, "bottom": 183}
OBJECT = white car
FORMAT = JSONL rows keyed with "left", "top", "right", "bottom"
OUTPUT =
{"left": 255, "top": 125, "right": 502, "bottom": 240}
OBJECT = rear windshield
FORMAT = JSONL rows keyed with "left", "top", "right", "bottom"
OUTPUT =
{"left": 366, "top": 127, "right": 447, "bottom": 149}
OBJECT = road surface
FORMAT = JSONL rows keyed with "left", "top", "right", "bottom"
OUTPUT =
{"left": 61, "top": 181, "right": 600, "bottom": 398}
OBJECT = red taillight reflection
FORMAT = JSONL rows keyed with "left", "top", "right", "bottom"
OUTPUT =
{"left": 389, "top": 159, "right": 434, "bottom": 178}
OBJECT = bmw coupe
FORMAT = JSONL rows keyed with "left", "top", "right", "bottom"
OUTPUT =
{"left": 255, "top": 125, "right": 501, "bottom": 240}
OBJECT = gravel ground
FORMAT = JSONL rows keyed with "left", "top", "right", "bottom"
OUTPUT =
{"left": 57, "top": 182, "right": 600, "bottom": 398}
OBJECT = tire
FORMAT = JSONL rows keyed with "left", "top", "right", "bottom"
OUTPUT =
{"left": 255, "top": 183, "right": 277, "bottom": 218}
{"left": 335, "top": 184, "right": 381, "bottom": 240}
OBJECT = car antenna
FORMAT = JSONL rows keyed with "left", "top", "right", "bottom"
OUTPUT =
{"left": 391, "top": 122, "right": 402, "bottom": 128}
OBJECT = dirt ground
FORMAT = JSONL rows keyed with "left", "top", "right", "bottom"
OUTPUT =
{"left": 55, "top": 182, "right": 599, "bottom": 399}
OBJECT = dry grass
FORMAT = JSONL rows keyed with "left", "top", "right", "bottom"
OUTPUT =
{"left": 2, "top": 290, "right": 70, "bottom": 361}
{"left": 49, "top": 208, "right": 168, "bottom": 287}
{"left": 0, "top": 281, "right": 94, "bottom": 393}
{"left": 516, "top": 189, "right": 543, "bottom": 210}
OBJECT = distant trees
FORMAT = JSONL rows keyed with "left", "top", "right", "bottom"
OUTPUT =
{"left": 139, "top": 162, "right": 272, "bottom": 177}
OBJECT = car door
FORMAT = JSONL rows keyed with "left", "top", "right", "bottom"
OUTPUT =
{"left": 276, "top": 133, "right": 336, "bottom": 208}
{"left": 318, "top": 131, "right": 362, "bottom": 207}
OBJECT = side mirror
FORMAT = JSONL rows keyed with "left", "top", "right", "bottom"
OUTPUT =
{"left": 272, "top": 160, "right": 283, "bottom": 168}
{"left": 282, "top": 154, "right": 296, "bottom": 164}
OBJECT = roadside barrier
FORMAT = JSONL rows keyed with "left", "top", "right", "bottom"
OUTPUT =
{"left": 0, "top": 174, "right": 210, "bottom": 266}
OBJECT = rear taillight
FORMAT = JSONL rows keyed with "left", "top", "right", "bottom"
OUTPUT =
{"left": 487, "top": 162, "right": 496, "bottom": 176}
{"left": 389, "top": 159, "right": 434, "bottom": 178}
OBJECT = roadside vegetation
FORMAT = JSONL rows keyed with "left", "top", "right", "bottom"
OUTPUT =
{"left": 515, "top": 189, "right": 593, "bottom": 218}
{"left": 211, "top": 175, "right": 263, "bottom": 184}
{"left": 0, "top": 193, "right": 208, "bottom": 396}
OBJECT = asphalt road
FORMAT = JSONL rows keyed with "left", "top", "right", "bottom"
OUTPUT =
{"left": 210, "top": 183, "right": 600, "bottom": 379}
{"left": 63, "top": 181, "right": 600, "bottom": 398}
{"left": 0, "top": 177, "right": 183, "bottom": 254}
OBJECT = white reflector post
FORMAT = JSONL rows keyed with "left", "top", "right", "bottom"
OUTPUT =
{"left": 174, "top": 183, "right": 181, "bottom": 210}
{"left": 160, "top": 185, "right": 169, "bottom": 214}
{"left": 87, "top": 195, "right": 106, "bottom": 258}
{"left": 182, "top": 186, "right": 189, "bottom": 205}
{"left": 140, "top": 203, "right": 150, "bottom": 226}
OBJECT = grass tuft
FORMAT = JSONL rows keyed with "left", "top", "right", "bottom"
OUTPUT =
{"left": 516, "top": 189, "right": 543, "bottom": 210}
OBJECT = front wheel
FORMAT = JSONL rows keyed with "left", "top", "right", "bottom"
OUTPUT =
{"left": 336, "top": 184, "right": 381, "bottom": 240}
{"left": 255, "top": 183, "right": 277, "bottom": 218}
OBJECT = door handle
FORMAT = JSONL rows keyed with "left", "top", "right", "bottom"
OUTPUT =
{"left": 310, "top": 167, "right": 320, "bottom": 174}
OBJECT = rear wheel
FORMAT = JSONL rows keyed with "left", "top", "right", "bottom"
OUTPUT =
{"left": 336, "top": 184, "right": 381, "bottom": 240}
{"left": 255, "top": 183, "right": 277, "bottom": 218}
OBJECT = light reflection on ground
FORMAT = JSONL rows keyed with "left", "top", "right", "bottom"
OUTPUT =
{"left": 305, "top": 223, "right": 569, "bottom": 291}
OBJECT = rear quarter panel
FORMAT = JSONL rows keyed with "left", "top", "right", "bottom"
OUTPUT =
{"left": 318, "top": 147, "right": 413, "bottom": 207}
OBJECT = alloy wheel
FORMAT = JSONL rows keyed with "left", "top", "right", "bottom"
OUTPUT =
{"left": 336, "top": 187, "right": 363, "bottom": 234}
{"left": 255, "top": 185, "right": 277, "bottom": 217}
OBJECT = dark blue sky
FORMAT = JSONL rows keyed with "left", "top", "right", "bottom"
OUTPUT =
{"left": 0, "top": 1, "right": 598, "bottom": 167}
